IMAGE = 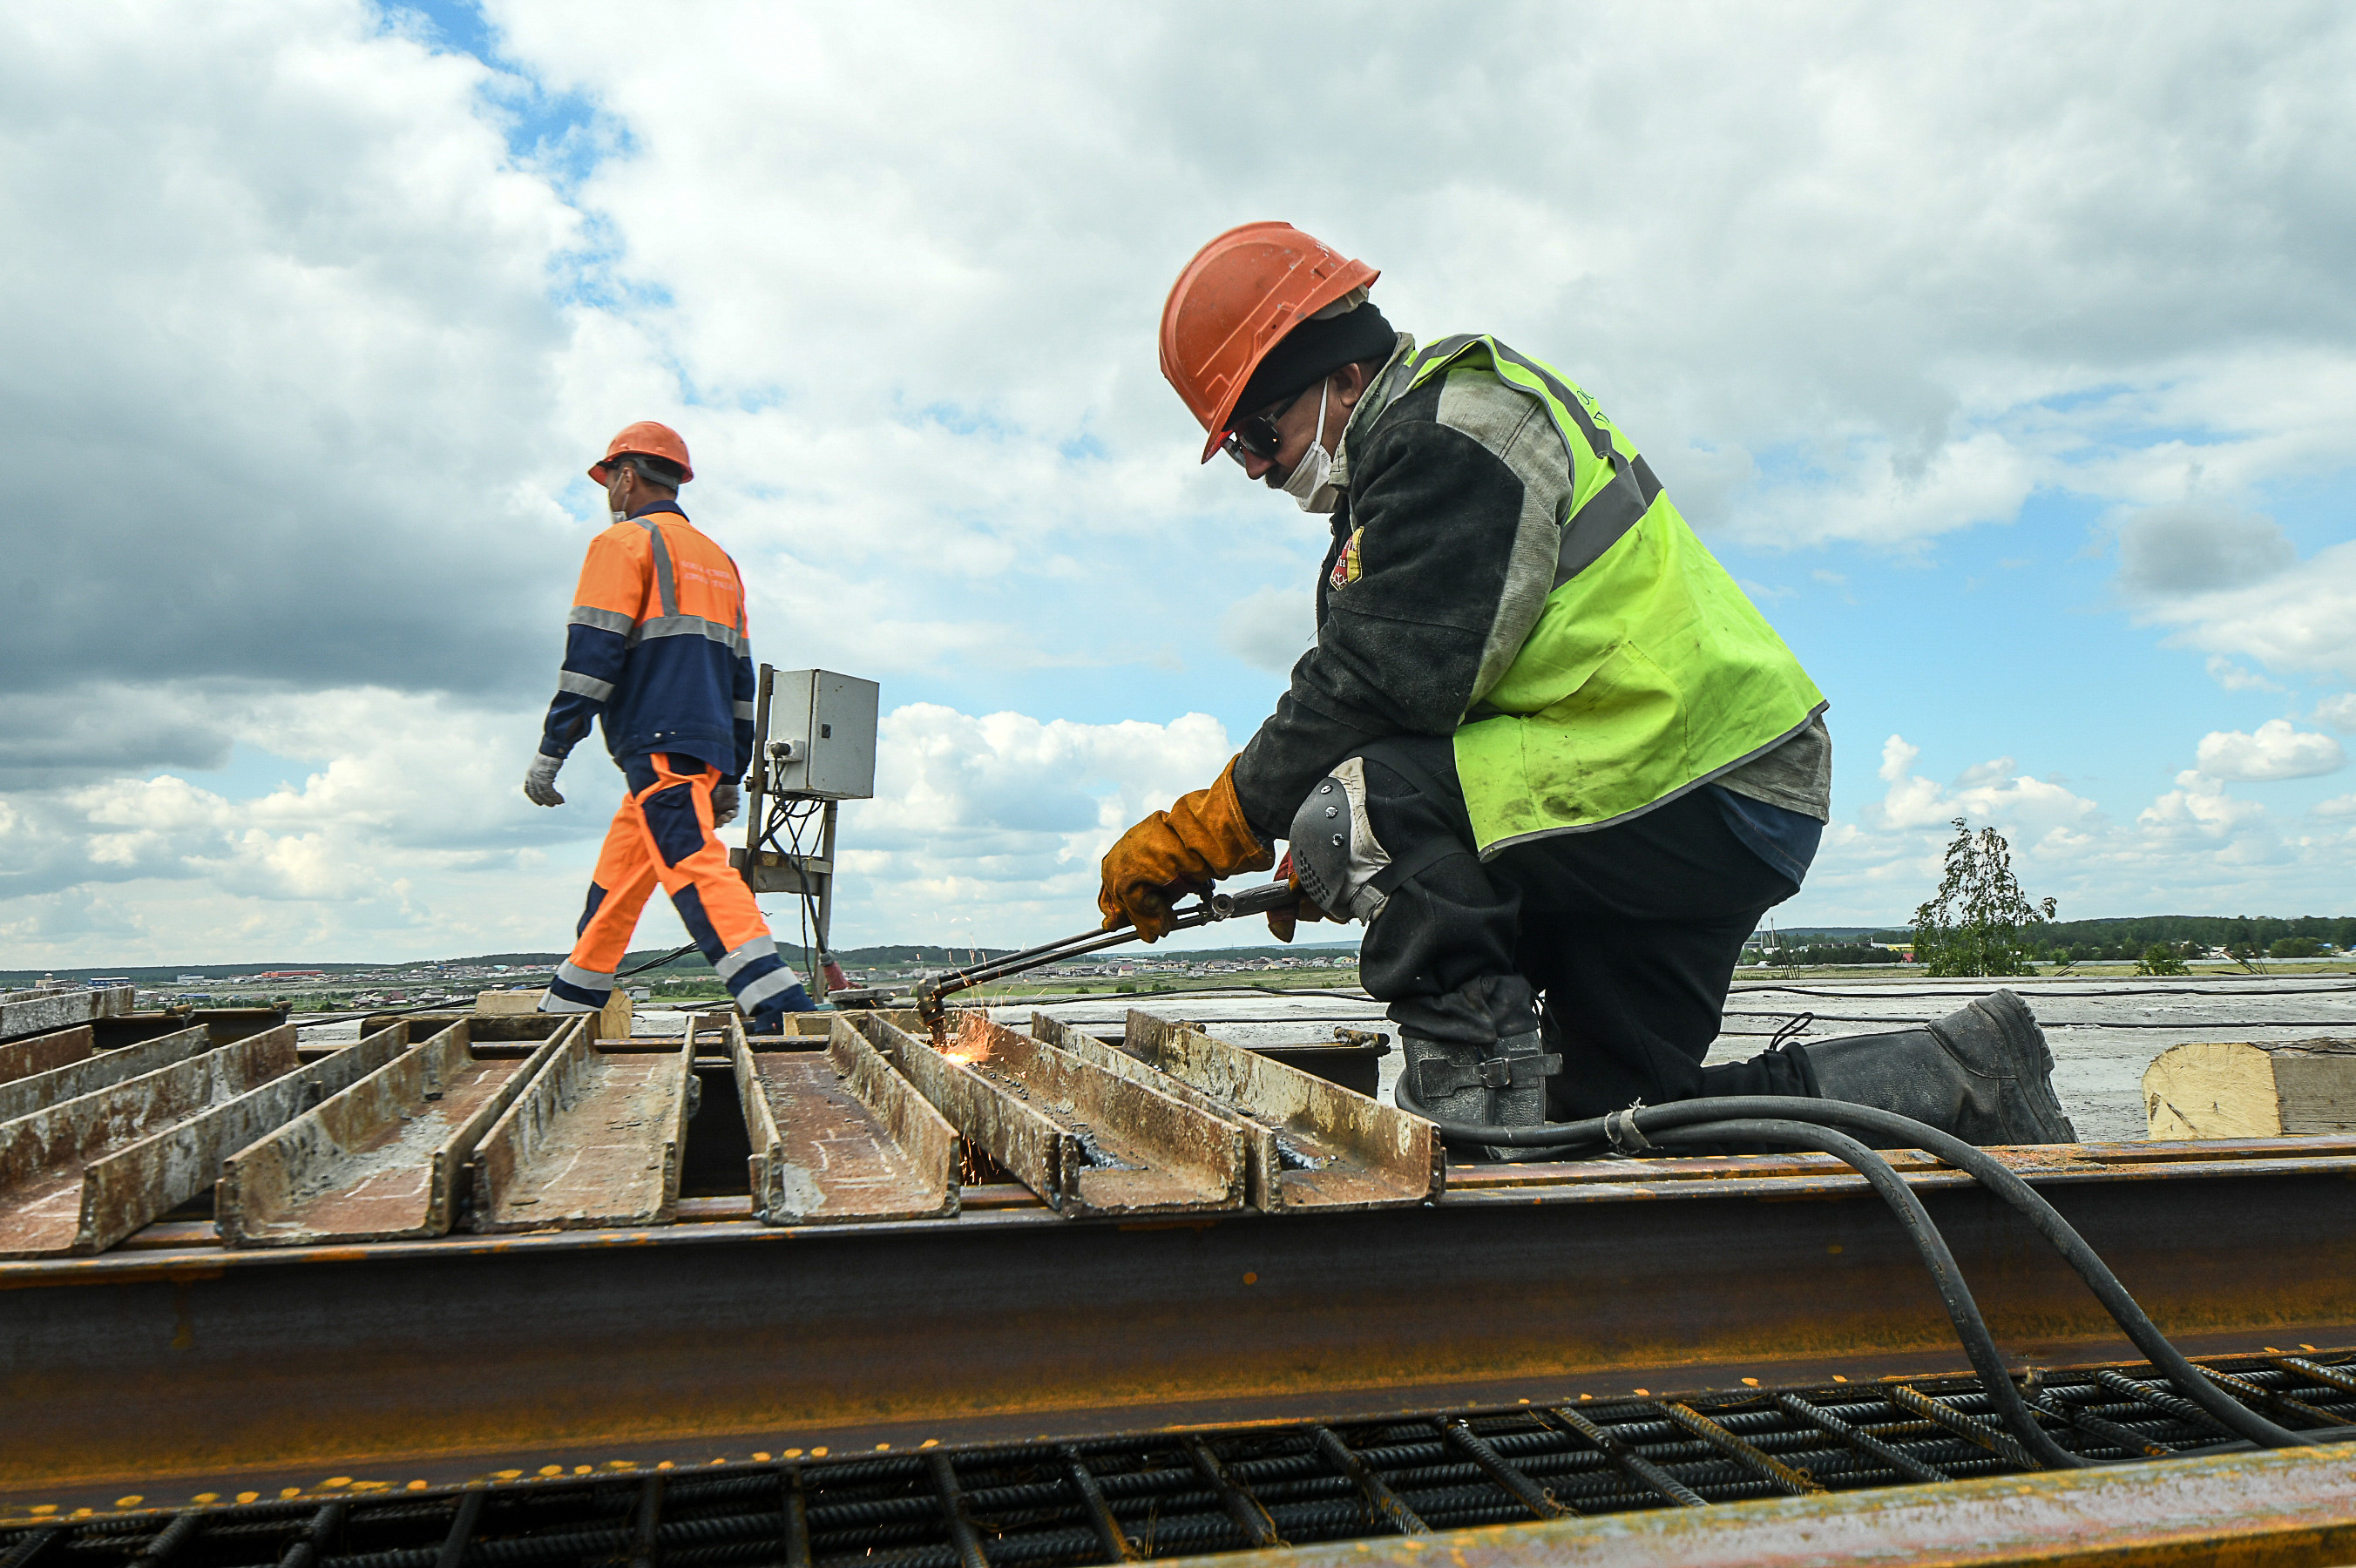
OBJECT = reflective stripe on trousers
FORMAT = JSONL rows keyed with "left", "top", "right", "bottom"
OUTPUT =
{"left": 555, "top": 752, "right": 793, "bottom": 1011}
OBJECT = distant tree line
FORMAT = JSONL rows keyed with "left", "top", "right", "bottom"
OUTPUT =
{"left": 1751, "top": 914, "right": 2353, "bottom": 969}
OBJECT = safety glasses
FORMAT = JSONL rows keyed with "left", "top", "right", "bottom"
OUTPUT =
{"left": 1221, "top": 388, "right": 1308, "bottom": 463}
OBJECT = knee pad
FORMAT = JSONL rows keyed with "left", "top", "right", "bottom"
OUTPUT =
{"left": 1289, "top": 757, "right": 1391, "bottom": 923}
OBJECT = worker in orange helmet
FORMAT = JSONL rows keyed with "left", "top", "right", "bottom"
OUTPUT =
{"left": 524, "top": 422, "right": 816, "bottom": 1031}
{"left": 1101, "top": 223, "right": 2076, "bottom": 1156}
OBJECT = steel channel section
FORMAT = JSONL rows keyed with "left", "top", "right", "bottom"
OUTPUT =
{"left": 2, "top": 1142, "right": 2353, "bottom": 1508}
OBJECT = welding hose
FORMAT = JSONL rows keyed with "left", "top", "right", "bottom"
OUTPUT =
{"left": 1418, "top": 1095, "right": 2321, "bottom": 1454}
{"left": 1642, "top": 1116, "right": 2087, "bottom": 1470}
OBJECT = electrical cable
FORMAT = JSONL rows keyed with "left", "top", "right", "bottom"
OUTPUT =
{"left": 1410, "top": 1093, "right": 2319, "bottom": 1453}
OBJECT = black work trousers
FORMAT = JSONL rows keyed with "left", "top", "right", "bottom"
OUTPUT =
{"left": 1344, "top": 736, "right": 1811, "bottom": 1120}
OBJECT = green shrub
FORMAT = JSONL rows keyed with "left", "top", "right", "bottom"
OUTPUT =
{"left": 2135, "top": 944, "right": 2190, "bottom": 977}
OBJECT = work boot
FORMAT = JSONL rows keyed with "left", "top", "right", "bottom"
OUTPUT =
{"left": 1797, "top": 989, "right": 2079, "bottom": 1146}
{"left": 747, "top": 981, "right": 819, "bottom": 1038}
{"left": 1393, "top": 1029, "right": 1561, "bottom": 1161}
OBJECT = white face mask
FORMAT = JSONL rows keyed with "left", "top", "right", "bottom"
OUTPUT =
{"left": 1279, "top": 379, "right": 1342, "bottom": 513}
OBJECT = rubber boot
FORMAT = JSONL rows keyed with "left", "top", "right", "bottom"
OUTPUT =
{"left": 1797, "top": 989, "right": 2078, "bottom": 1146}
{"left": 1393, "top": 1029, "right": 1561, "bottom": 1161}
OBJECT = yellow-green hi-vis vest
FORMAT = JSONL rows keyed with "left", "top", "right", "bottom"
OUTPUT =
{"left": 1404, "top": 335, "right": 1827, "bottom": 856}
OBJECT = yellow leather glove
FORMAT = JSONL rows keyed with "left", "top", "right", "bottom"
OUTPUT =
{"left": 1098, "top": 757, "right": 1275, "bottom": 941}
{"left": 1264, "top": 848, "right": 1332, "bottom": 943}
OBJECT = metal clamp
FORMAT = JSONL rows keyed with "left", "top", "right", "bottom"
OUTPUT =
{"left": 1604, "top": 1105, "right": 1652, "bottom": 1154}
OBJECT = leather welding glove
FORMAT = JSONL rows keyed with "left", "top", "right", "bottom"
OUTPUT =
{"left": 1099, "top": 757, "right": 1274, "bottom": 941}
{"left": 711, "top": 780, "right": 741, "bottom": 827}
{"left": 523, "top": 753, "right": 566, "bottom": 808}
{"left": 1264, "top": 849, "right": 1332, "bottom": 943}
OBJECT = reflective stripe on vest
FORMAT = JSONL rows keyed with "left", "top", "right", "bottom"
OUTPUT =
{"left": 1399, "top": 335, "right": 1825, "bottom": 855}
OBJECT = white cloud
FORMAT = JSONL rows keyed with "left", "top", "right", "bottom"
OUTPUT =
{"left": 9, "top": 3, "right": 2356, "bottom": 959}
{"left": 0, "top": 690, "right": 1239, "bottom": 964}
{"left": 1865, "top": 735, "right": 2101, "bottom": 844}
{"left": 2205, "top": 657, "right": 2283, "bottom": 693}
{"left": 2193, "top": 720, "right": 2346, "bottom": 781}
{"left": 2313, "top": 693, "right": 2356, "bottom": 735}
{"left": 2126, "top": 538, "right": 2356, "bottom": 683}
{"left": 2310, "top": 794, "right": 2356, "bottom": 821}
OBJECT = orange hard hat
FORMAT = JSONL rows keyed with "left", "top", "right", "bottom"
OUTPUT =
{"left": 589, "top": 421, "right": 694, "bottom": 485}
{"left": 1160, "top": 222, "right": 1379, "bottom": 463}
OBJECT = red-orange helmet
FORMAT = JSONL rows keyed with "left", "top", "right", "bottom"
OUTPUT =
{"left": 1160, "top": 223, "right": 1380, "bottom": 463}
{"left": 589, "top": 421, "right": 694, "bottom": 485}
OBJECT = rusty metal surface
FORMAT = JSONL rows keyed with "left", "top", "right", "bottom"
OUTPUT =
{"left": 1, "top": 1357, "right": 2347, "bottom": 1549}
{"left": 0, "top": 1132, "right": 2352, "bottom": 1504}
{"left": 73, "top": 1028, "right": 405, "bottom": 1258}
{"left": 356, "top": 1011, "right": 572, "bottom": 1044}
{"left": 1034, "top": 1010, "right": 1283, "bottom": 1211}
{"left": 467, "top": 1030, "right": 692, "bottom": 1232}
{"left": 1161, "top": 1439, "right": 2356, "bottom": 1568}
{"left": 0, "top": 1025, "right": 94, "bottom": 1089}
{"left": 879, "top": 1011, "right": 1245, "bottom": 1217}
{"left": 0, "top": 984, "right": 132, "bottom": 1045}
{"left": 0, "top": 1025, "right": 215, "bottom": 1127}
{"left": 956, "top": 1012, "right": 1245, "bottom": 1216}
{"left": 218, "top": 1022, "right": 565, "bottom": 1247}
{"left": 0, "top": 1029, "right": 303, "bottom": 1257}
{"left": 732, "top": 1014, "right": 956, "bottom": 1225}
{"left": 1124, "top": 1010, "right": 1441, "bottom": 1211}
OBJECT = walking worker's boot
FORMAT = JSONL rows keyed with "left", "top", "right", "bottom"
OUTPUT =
{"left": 1394, "top": 1029, "right": 1562, "bottom": 1160}
{"left": 1797, "top": 988, "right": 2079, "bottom": 1146}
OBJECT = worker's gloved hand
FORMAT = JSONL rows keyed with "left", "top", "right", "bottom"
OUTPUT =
{"left": 711, "top": 780, "right": 741, "bottom": 827}
{"left": 1098, "top": 757, "right": 1274, "bottom": 941}
{"left": 1265, "top": 849, "right": 1331, "bottom": 943}
{"left": 523, "top": 753, "right": 566, "bottom": 808}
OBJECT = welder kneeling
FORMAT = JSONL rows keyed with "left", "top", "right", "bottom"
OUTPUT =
{"left": 1102, "top": 224, "right": 2075, "bottom": 1157}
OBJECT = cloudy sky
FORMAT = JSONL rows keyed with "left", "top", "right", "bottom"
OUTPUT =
{"left": 3, "top": 1, "right": 2353, "bottom": 967}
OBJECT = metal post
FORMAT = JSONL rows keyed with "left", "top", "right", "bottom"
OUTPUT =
{"left": 741, "top": 664, "right": 775, "bottom": 889}
{"left": 814, "top": 800, "right": 839, "bottom": 1000}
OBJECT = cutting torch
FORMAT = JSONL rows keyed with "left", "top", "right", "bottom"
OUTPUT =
{"left": 914, "top": 880, "right": 1300, "bottom": 1023}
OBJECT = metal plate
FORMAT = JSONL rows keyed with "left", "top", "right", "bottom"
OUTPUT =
{"left": 468, "top": 1029, "right": 692, "bottom": 1232}
{"left": 735, "top": 1014, "right": 957, "bottom": 1224}
{"left": 218, "top": 1021, "right": 565, "bottom": 1247}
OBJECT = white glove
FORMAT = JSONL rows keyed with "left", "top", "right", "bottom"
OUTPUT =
{"left": 712, "top": 780, "right": 741, "bottom": 827}
{"left": 524, "top": 753, "right": 567, "bottom": 808}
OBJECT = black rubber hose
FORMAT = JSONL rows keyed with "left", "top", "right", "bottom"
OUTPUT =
{"left": 1418, "top": 1094, "right": 2318, "bottom": 1450}
{"left": 1642, "top": 1117, "right": 2087, "bottom": 1470}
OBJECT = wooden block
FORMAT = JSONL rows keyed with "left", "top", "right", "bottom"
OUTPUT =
{"left": 473, "top": 989, "right": 629, "bottom": 1041}
{"left": 2143, "top": 1039, "right": 2356, "bottom": 1139}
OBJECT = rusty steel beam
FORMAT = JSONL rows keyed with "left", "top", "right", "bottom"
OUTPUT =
{"left": 1123, "top": 1010, "right": 1441, "bottom": 1211}
{"left": 0, "top": 1136, "right": 2352, "bottom": 1507}
{"left": 1032, "top": 1011, "right": 1285, "bottom": 1211}
{"left": 219, "top": 1021, "right": 563, "bottom": 1247}
{"left": 0, "top": 1024, "right": 402, "bottom": 1258}
{"left": 0, "top": 1027, "right": 95, "bottom": 1090}
{"left": 467, "top": 1027, "right": 689, "bottom": 1232}
{"left": 0, "top": 1025, "right": 215, "bottom": 1126}
{"left": 0, "top": 985, "right": 133, "bottom": 1046}
{"left": 1156, "top": 1438, "right": 2356, "bottom": 1568}
{"left": 867, "top": 1011, "right": 1246, "bottom": 1218}
{"left": 732, "top": 1014, "right": 957, "bottom": 1225}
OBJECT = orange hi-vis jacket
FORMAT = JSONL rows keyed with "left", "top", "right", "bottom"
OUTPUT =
{"left": 538, "top": 500, "right": 757, "bottom": 777}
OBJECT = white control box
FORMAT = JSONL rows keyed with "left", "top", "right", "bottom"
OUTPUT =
{"left": 766, "top": 669, "right": 878, "bottom": 801}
